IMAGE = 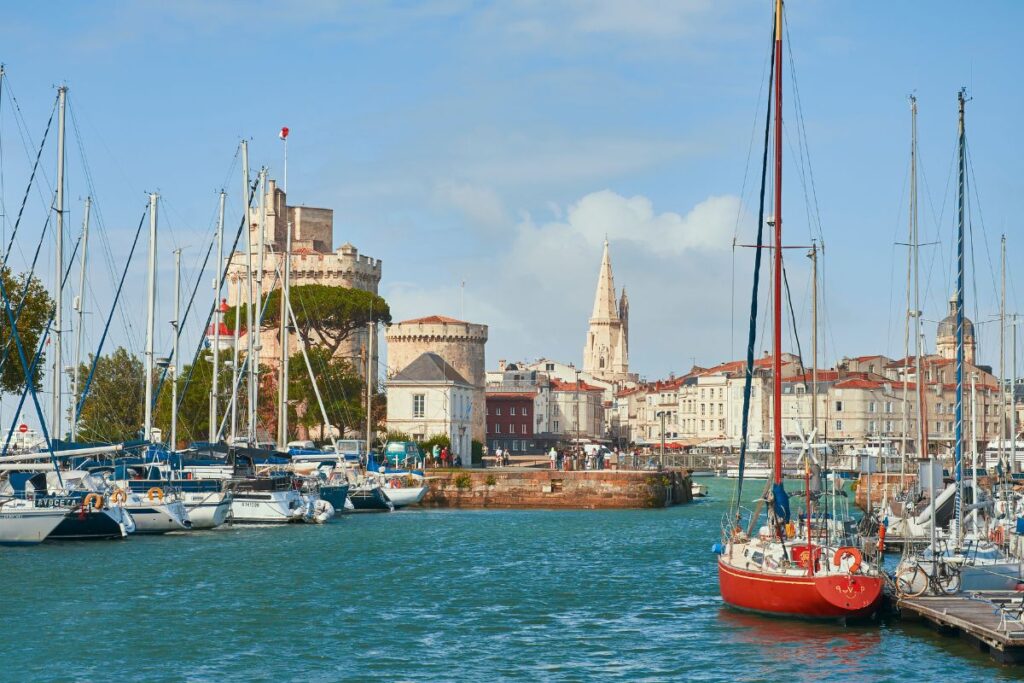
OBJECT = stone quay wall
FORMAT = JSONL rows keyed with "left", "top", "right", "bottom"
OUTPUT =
{"left": 421, "top": 469, "right": 692, "bottom": 509}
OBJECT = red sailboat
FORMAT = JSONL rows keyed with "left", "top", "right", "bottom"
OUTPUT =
{"left": 716, "top": 0, "right": 883, "bottom": 620}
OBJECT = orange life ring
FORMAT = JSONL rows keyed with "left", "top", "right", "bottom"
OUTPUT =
{"left": 389, "top": 478, "right": 403, "bottom": 489}
{"left": 833, "top": 546, "right": 862, "bottom": 574}
{"left": 990, "top": 526, "right": 1006, "bottom": 545}
{"left": 146, "top": 487, "right": 164, "bottom": 502}
{"left": 82, "top": 493, "right": 104, "bottom": 510}
{"left": 110, "top": 488, "right": 128, "bottom": 504}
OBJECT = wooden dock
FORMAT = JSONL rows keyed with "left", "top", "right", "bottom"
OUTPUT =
{"left": 899, "top": 592, "right": 1024, "bottom": 664}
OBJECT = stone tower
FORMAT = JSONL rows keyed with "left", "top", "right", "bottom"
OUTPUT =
{"left": 936, "top": 293, "right": 976, "bottom": 365}
{"left": 583, "top": 240, "right": 633, "bottom": 383}
{"left": 225, "top": 178, "right": 383, "bottom": 379}
{"left": 385, "top": 316, "right": 488, "bottom": 442}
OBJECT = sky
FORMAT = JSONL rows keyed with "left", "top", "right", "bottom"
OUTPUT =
{"left": 2, "top": 0, "right": 1024, "bottom": 409}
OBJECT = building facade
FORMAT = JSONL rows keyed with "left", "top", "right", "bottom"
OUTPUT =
{"left": 582, "top": 240, "right": 637, "bottom": 384}
{"left": 385, "top": 352, "right": 474, "bottom": 466}
{"left": 385, "top": 316, "right": 488, "bottom": 443}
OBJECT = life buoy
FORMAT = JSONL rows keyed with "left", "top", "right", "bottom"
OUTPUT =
{"left": 110, "top": 488, "right": 128, "bottom": 504}
{"left": 877, "top": 523, "right": 887, "bottom": 552}
{"left": 833, "top": 546, "right": 862, "bottom": 574}
{"left": 146, "top": 487, "right": 164, "bottom": 502}
{"left": 82, "top": 493, "right": 104, "bottom": 510}
{"left": 990, "top": 526, "right": 1006, "bottom": 545}
{"left": 389, "top": 478, "right": 403, "bottom": 489}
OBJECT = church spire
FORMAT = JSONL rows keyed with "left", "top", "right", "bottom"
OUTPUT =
{"left": 590, "top": 239, "right": 619, "bottom": 322}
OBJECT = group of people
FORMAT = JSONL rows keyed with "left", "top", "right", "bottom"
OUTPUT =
{"left": 490, "top": 446, "right": 512, "bottom": 467}
{"left": 547, "top": 446, "right": 643, "bottom": 471}
{"left": 426, "top": 444, "right": 460, "bottom": 468}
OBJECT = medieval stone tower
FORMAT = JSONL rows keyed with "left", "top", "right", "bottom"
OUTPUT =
{"left": 385, "top": 316, "right": 488, "bottom": 442}
{"left": 583, "top": 240, "right": 635, "bottom": 383}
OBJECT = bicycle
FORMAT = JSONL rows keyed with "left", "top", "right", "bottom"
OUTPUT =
{"left": 894, "top": 558, "right": 962, "bottom": 598}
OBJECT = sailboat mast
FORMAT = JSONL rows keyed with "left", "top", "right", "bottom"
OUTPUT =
{"left": 252, "top": 167, "right": 267, "bottom": 444}
{"left": 901, "top": 97, "right": 918, "bottom": 479}
{"left": 171, "top": 248, "right": 181, "bottom": 450}
{"left": 71, "top": 196, "right": 90, "bottom": 442}
{"left": 810, "top": 243, "right": 818, "bottom": 435}
{"left": 771, "top": 0, "right": 784, "bottom": 486}
{"left": 143, "top": 192, "right": 158, "bottom": 442}
{"left": 366, "top": 321, "right": 374, "bottom": 456}
{"left": 52, "top": 85, "right": 67, "bottom": 443}
{"left": 240, "top": 140, "right": 253, "bottom": 444}
{"left": 1000, "top": 235, "right": 1007, "bottom": 471}
{"left": 277, "top": 131, "right": 291, "bottom": 450}
{"left": 954, "top": 88, "right": 966, "bottom": 548}
{"left": 211, "top": 190, "right": 225, "bottom": 440}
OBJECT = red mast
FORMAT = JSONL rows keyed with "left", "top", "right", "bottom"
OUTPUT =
{"left": 772, "top": 0, "right": 784, "bottom": 486}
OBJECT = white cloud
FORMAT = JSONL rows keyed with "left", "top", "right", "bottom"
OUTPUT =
{"left": 384, "top": 189, "right": 750, "bottom": 378}
{"left": 432, "top": 180, "right": 508, "bottom": 232}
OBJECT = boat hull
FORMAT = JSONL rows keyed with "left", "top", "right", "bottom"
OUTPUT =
{"left": 318, "top": 484, "right": 350, "bottom": 512}
{"left": 718, "top": 558, "right": 883, "bottom": 619}
{"left": 0, "top": 506, "right": 69, "bottom": 545}
{"left": 348, "top": 486, "right": 393, "bottom": 512}
{"left": 125, "top": 499, "right": 192, "bottom": 534}
{"left": 382, "top": 486, "right": 427, "bottom": 509}
{"left": 182, "top": 492, "right": 232, "bottom": 529}
{"left": 229, "top": 490, "right": 305, "bottom": 523}
{"left": 48, "top": 508, "right": 131, "bottom": 540}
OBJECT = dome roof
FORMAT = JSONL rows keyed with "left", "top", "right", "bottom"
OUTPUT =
{"left": 937, "top": 294, "right": 974, "bottom": 339}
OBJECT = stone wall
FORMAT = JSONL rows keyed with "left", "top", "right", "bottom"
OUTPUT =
{"left": 386, "top": 319, "right": 488, "bottom": 442}
{"left": 421, "top": 469, "right": 692, "bottom": 509}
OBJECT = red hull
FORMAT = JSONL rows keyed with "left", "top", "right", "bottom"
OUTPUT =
{"left": 718, "top": 557, "right": 883, "bottom": 619}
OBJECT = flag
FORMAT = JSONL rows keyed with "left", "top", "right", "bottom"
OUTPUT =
{"left": 279, "top": 127, "right": 289, "bottom": 140}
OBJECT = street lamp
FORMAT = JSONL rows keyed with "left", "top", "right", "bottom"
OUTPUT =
{"left": 658, "top": 410, "right": 666, "bottom": 470}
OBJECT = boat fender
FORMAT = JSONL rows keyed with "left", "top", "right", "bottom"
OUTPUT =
{"left": 833, "top": 547, "right": 862, "bottom": 574}
{"left": 83, "top": 493, "right": 104, "bottom": 510}
{"left": 877, "top": 523, "right": 886, "bottom": 552}
{"left": 711, "top": 542, "right": 725, "bottom": 555}
{"left": 110, "top": 488, "right": 128, "bottom": 504}
{"left": 146, "top": 487, "right": 164, "bottom": 502}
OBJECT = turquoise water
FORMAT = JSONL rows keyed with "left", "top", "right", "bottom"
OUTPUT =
{"left": 3, "top": 477, "right": 1020, "bottom": 682}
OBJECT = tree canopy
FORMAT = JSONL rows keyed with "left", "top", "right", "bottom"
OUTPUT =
{"left": 74, "top": 346, "right": 144, "bottom": 443}
{"left": 0, "top": 266, "right": 54, "bottom": 393}
{"left": 224, "top": 284, "right": 391, "bottom": 357}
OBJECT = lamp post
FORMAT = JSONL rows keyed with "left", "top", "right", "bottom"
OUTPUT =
{"left": 659, "top": 411, "right": 667, "bottom": 470}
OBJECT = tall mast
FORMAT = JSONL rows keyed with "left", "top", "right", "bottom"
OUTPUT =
{"left": 252, "top": 167, "right": 266, "bottom": 444}
{"left": 70, "top": 196, "right": 90, "bottom": 441}
{"left": 809, "top": 243, "right": 818, "bottom": 436}
{"left": 953, "top": 88, "right": 967, "bottom": 548}
{"left": 1000, "top": 235, "right": 1007, "bottom": 471}
{"left": 771, "top": 0, "right": 784, "bottom": 487}
{"left": 170, "top": 248, "right": 181, "bottom": 449}
{"left": 278, "top": 130, "right": 291, "bottom": 450}
{"left": 1013, "top": 316, "right": 1018, "bottom": 474}
{"left": 51, "top": 85, "right": 67, "bottom": 443}
{"left": 901, "top": 97, "right": 917, "bottom": 480}
{"left": 143, "top": 192, "right": 158, "bottom": 442}
{"left": 365, "top": 321, "right": 374, "bottom": 455}
{"left": 240, "top": 140, "right": 253, "bottom": 444}
{"left": 211, "top": 190, "right": 225, "bottom": 441}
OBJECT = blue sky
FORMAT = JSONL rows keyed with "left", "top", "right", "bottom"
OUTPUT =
{"left": 2, "top": 0, "right": 1023, "bottom": 401}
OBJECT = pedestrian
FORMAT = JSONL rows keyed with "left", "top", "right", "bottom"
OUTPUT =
{"left": 433, "top": 443, "right": 441, "bottom": 468}
{"left": 441, "top": 445, "right": 450, "bottom": 467}
{"left": 549, "top": 446, "right": 557, "bottom": 470}
{"left": 556, "top": 449, "right": 564, "bottom": 471}
{"left": 494, "top": 446, "right": 502, "bottom": 467}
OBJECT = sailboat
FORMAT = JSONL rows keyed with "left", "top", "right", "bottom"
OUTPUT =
{"left": 716, "top": 0, "right": 884, "bottom": 619}
{"left": 894, "top": 91, "right": 1024, "bottom": 595}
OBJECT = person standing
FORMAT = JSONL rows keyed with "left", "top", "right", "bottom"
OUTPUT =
{"left": 549, "top": 446, "right": 557, "bottom": 470}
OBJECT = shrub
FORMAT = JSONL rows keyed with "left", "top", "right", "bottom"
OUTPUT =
{"left": 454, "top": 473, "right": 472, "bottom": 490}
{"left": 485, "top": 474, "right": 496, "bottom": 487}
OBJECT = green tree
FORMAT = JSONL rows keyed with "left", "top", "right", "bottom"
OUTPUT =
{"left": 288, "top": 347, "right": 365, "bottom": 439}
{"left": 225, "top": 284, "right": 391, "bottom": 356}
{"left": 0, "top": 267, "right": 54, "bottom": 393}
{"left": 74, "top": 346, "right": 144, "bottom": 442}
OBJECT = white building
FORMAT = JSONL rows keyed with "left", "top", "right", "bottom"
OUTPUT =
{"left": 386, "top": 352, "right": 474, "bottom": 466}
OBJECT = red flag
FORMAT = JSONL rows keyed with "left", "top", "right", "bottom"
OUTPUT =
{"left": 279, "top": 127, "right": 289, "bottom": 140}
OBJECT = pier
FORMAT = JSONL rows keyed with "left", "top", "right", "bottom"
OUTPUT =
{"left": 421, "top": 468, "right": 693, "bottom": 509}
{"left": 899, "top": 592, "right": 1024, "bottom": 664}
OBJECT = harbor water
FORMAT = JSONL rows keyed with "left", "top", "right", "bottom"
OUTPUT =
{"left": 3, "top": 477, "right": 1019, "bottom": 682}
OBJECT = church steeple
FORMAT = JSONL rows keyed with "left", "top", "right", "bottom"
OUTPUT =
{"left": 583, "top": 240, "right": 633, "bottom": 382}
{"left": 591, "top": 239, "right": 619, "bottom": 322}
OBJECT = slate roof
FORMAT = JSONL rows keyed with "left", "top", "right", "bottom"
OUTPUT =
{"left": 391, "top": 352, "right": 471, "bottom": 386}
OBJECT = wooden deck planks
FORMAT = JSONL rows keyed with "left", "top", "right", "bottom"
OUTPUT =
{"left": 900, "top": 592, "right": 1024, "bottom": 662}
